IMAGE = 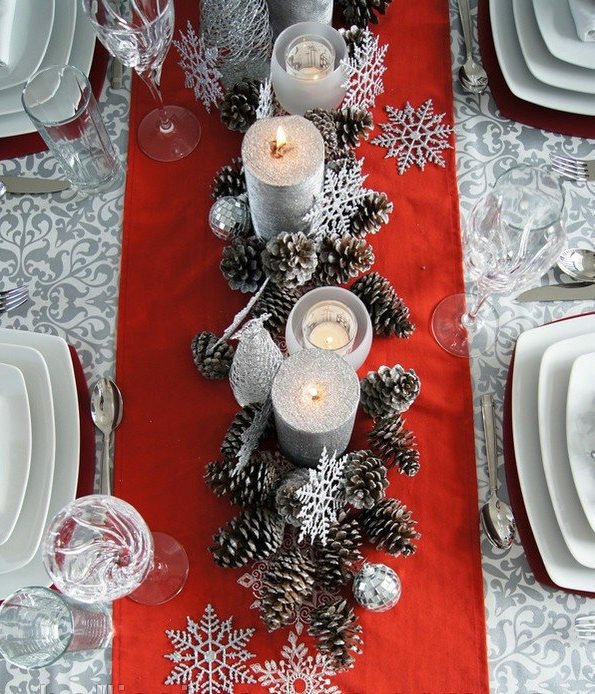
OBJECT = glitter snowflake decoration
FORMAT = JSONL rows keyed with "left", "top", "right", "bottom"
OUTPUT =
{"left": 256, "top": 77, "right": 276, "bottom": 119}
{"left": 252, "top": 631, "right": 342, "bottom": 694}
{"left": 341, "top": 28, "right": 388, "bottom": 110}
{"left": 304, "top": 157, "right": 369, "bottom": 240}
{"left": 164, "top": 605, "right": 256, "bottom": 694}
{"left": 174, "top": 21, "right": 224, "bottom": 113}
{"left": 296, "top": 448, "right": 347, "bottom": 546}
{"left": 371, "top": 99, "right": 454, "bottom": 175}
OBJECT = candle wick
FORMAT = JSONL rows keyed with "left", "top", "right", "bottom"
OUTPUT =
{"left": 270, "top": 140, "right": 292, "bottom": 158}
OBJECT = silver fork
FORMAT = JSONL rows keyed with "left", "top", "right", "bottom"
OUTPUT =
{"left": 0, "top": 286, "right": 29, "bottom": 315}
{"left": 575, "top": 614, "right": 595, "bottom": 640}
{"left": 550, "top": 154, "right": 595, "bottom": 182}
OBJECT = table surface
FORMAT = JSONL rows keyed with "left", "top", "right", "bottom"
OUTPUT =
{"left": 0, "top": 2, "right": 594, "bottom": 692}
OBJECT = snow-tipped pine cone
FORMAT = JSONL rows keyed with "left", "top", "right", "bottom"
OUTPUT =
{"left": 211, "top": 158, "right": 246, "bottom": 200}
{"left": 360, "top": 364, "right": 420, "bottom": 419}
{"left": 250, "top": 282, "right": 302, "bottom": 335}
{"left": 313, "top": 234, "right": 374, "bottom": 286}
{"left": 274, "top": 468, "right": 310, "bottom": 527}
{"left": 350, "top": 192, "right": 393, "bottom": 238}
{"left": 368, "top": 413, "right": 420, "bottom": 475}
{"left": 314, "top": 512, "right": 363, "bottom": 590}
{"left": 220, "top": 404, "right": 271, "bottom": 461}
{"left": 309, "top": 598, "right": 363, "bottom": 670}
{"left": 344, "top": 449, "right": 388, "bottom": 508}
{"left": 350, "top": 272, "right": 414, "bottom": 338}
{"left": 360, "top": 497, "right": 420, "bottom": 557}
{"left": 191, "top": 330, "right": 234, "bottom": 379}
{"left": 338, "top": 0, "right": 394, "bottom": 27}
{"left": 219, "top": 79, "right": 260, "bottom": 132}
{"left": 334, "top": 107, "right": 374, "bottom": 149}
{"left": 220, "top": 236, "right": 264, "bottom": 293}
{"left": 261, "top": 232, "right": 318, "bottom": 289}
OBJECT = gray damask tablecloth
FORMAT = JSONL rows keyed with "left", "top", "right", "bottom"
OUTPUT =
{"left": 0, "top": 1, "right": 594, "bottom": 691}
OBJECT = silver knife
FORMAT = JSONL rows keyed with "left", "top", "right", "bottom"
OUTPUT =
{"left": 516, "top": 282, "right": 595, "bottom": 302}
{"left": 0, "top": 176, "right": 70, "bottom": 195}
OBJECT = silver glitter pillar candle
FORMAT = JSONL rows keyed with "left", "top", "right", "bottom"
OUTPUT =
{"left": 271, "top": 348, "right": 360, "bottom": 467}
{"left": 241, "top": 115, "right": 325, "bottom": 241}
{"left": 266, "top": 0, "right": 334, "bottom": 38}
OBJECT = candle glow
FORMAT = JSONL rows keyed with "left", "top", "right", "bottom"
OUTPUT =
{"left": 270, "top": 126, "right": 289, "bottom": 158}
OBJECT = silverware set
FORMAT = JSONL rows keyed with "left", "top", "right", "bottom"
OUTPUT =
{"left": 457, "top": 0, "right": 488, "bottom": 94}
{"left": 0, "top": 286, "right": 29, "bottom": 316}
{"left": 551, "top": 154, "right": 595, "bottom": 182}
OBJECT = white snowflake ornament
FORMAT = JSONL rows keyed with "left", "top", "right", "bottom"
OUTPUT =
{"left": 252, "top": 631, "right": 342, "bottom": 694}
{"left": 372, "top": 99, "right": 454, "bottom": 175}
{"left": 304, "top": 157, "right": 369, "bottom": 240}
{"left": 164, "top": 604, "right": 256, "bottom": 694}
{"left": 174, "top": 21, "right": 224, "bottom": 113}
{"left": 256, "top": 77, "right": 276, "bottom": 120}
{"left": 296, "top": 447, "right": 347, "bottom": 546}
{"left": 341, "top": 28, "right": 388, "bottom": 110}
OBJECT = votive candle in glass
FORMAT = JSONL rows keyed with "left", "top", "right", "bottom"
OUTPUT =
{"left": 271, "top": 348, "right": 360, "bottom": 467}
{"left": 302, "top": 299, "right": 357, "bottom": 355}
{"left": 285, "top": 34, "right": 335, "bottom": 80}
{"left": 242, "top": 115, "right": 324, "bottom": 240}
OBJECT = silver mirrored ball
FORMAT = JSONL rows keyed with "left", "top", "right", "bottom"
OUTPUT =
{"left": 208, "top": 195, "right": 251, "bottom": 240}
{"left": 352, "top": 562, "right": 401, "bottom": 612}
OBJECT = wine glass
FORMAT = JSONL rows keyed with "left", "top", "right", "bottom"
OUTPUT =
{"left": 81, "top": 0, "right": 201, "bottom": 162}
{"left": 431, "top": 165, "right": 566, "bottom": 357}
{"left": 42, "top": 495, "right": 189, "bottom": 606}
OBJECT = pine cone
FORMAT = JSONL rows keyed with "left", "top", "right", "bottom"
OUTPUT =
{"left": 219, "top": 79, "right": 260, "bottom": 132}
{"left": 360, "top": 497, "right": 420, "bottom": 557}
{"left": 220, "top": 236, "right": 264, "bottom": 293}
{"left": 360, "top": 364, "right": 420, "bottom": 419}
{"left": 205, "top": 451, "right": 287, "bottom": 507}
{"left": 275, "top": 468, "right": 310, "bottom": 526}
{"left": 334, "top": 107, "right": 374, "bottom": 149}
{"left": 210, "top": 507, "right": 285, "bottom": 568}
{"left": 339, "top": 25, "right": 365, "bottom": 57}
{"left": 260, "top": 549, "right": 316, "bottom": 631}
{"left": 350, "top": 192, "right": 393, "bottom": 238}
{"left": 211, "top": 158, "right": 247, "bottom": 200}
{"left": 314, "top": 512, "right": 363, "bottom": 590}
{"left": 314, "top": 235, "right": 374, "bottom": 286}
{"left": 220, "top": 404, "right": 271, "bottom": 461}
{"left": 304, "top": 108, "right": 341, "bottom": 162}
{"left": 250, "top": 282, "right": 302, "bottom": 335}
{"left": 344, "top": 450, "right": 388, "bottom": 508}
{"left": 191, "top": 330, "right": 234, "bottom": 379}
{"left": 368, "top": 414, "right": 420, "bottom": 475}
{"left": 338, "top": 0, "right": 393, "bottom": 27}
{"left": 309, "top": 598, "right": 363, "bottom": 670}
{"left": 350, "top": 272, "right": 415, "bottom": 338}
{"left": 262, "top": 232, "right": 318, "bottom": 289}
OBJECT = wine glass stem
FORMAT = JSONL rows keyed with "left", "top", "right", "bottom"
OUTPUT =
{"left": 461, "top": 292, "right": 487, "bottom": 329}
{"left": 137, "top": 66, "right": 175, "bottom": 135}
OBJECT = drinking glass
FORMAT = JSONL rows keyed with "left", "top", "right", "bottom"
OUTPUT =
{"left": 81, "top": 0, "right": 201, "bottom": 162}
{"left": 42, "top": 495, "right": 188, "bottom": 606}
{"left": 21, "top": 65, "right": 123, "bottom": 193}
{"left": 431, "top": 165, "right": 566, "bottom": 357}
{"left": 0, "top": 586, "right": 112, "bottom": 669}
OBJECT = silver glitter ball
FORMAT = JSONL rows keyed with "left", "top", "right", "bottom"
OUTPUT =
{"left": 352, "top": 562, "right": 401, "bottom": 612}
{"left": 208, "top": 196, "right": 251, "bottom": 240}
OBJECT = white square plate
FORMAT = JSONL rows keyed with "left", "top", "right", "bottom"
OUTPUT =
{"left": 0, "top": 363, "right": 31, "bottom": 545}
{"left": 533, "top": 0, "right": 595, "bottom": 70}
{"left": 512, "top": 314, "right": 595, "bottom": 591}
{"left": 0, "top": 343, "right": 55, "bottom": 573}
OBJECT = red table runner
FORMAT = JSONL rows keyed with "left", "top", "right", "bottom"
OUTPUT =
{"left": 113, "top": 1, "right": 489, "bottom": 692}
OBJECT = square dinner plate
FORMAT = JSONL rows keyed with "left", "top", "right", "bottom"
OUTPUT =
{"left": 512, "top": 314, "right": 595, "bottom": 591}
{"left": 0, "top": 330, "right": 80, "bottom": 599}
{"left": 0, "top": 363, "right": 31, "bottom": 545}
{"left": 533, "top": 0, "right": 595, "bottom": 70}
{"left": 538, "top": 334, "right": 595, "bottom": 568}
{"left": 0, "top": 344, "right": 55, "bottom": 574}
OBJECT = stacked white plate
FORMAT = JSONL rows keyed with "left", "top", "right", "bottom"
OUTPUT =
{"left": 489, "top": 0, "right": 595, "bottom": 115}
{"left": 512, "top": 314, "right": 595, "bottom": 593}
{"left": 0, "top": 0, "right": 96, "bottom": 139}
{"left": 0, "top": 329, "right": 80, "bottom": 599}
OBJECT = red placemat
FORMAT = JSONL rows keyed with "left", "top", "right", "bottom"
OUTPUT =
{"left": 0, "top": 42, "right": 109, "bottom": 162}
{"left": 477, "top": 0, "right": 595, "bottom": 139}
{"left": 502, "top": 317, "right": 595, "bottom": 598}
{"left": 111, "top": 1, "right": 490, "bottom": 692}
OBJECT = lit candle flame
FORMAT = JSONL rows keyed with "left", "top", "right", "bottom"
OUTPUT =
{"left": 307, "top": 386, "right": 321, "bottom": 401}
{"left": 324, "top": 336, "right": 333, "bottom": 347}
{"left": 270, "top": 125, "right": 289, "bottom": 158}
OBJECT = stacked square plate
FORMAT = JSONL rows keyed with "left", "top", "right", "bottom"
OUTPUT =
{"left": 0, "top": 329, "right": 80, "bottom": 599}
{"left": 511, "top": 314, "right": 595, "bottom": 593}
{"left": 489, "top": 0, "right": 595, "bottom": 115}
{"left": 0, "top": 0, "right": 96, "bottom": 139}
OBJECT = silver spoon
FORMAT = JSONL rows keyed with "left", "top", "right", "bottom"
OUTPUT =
{"left": 90, "top": 378, "right": 123, "bottom": 496}
{"left": 457, "top": 0, "right": 488, "bottom": 94}
{"left": 480, "top": 394, "right": 516, "bottom": 550}
{"left": 557, "top": 248, "right": 595, "bottom": 282}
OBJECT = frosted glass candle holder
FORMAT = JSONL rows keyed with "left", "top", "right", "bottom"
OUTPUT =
{"left": 271, "top": 22, "right": 347, "bottom": 115}
{"left": 302, "top": 299, "right": 357, "bottom": 355}
{"left": 286, "top": 287, "right": 373, "bottom": 370}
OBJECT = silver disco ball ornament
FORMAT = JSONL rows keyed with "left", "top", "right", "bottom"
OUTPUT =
{"left": 352, "top": 562, "right": 401, "bottom": 612}
{"left": 208, "top": 195, "right": 251, "bottom": 240}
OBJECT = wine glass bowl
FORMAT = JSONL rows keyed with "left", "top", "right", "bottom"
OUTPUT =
{"left": 432, "top": 165, "right": 566, "bottom": 357}
{"left": 81, "top": 0, "right": 201, "bottom": 162}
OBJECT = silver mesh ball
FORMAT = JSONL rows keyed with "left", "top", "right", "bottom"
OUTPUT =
{"left": 209, "top": 196, "right": 251, "bottom": 240}
{"left": 352, "top": 562, "right": 401, "bottom": 612}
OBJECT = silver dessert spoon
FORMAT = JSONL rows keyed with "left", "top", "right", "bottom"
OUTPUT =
{"left": 91, "top": 378, "right": 123, "bottom": 496}
{"left": 480, "top": 394, "right": 516, "bottom": 550}
{"left": 457, "top": 0, "right": 488, "bottom": 94}
{"left": 557, "top": 248, "right": 595, "bottom": 282}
